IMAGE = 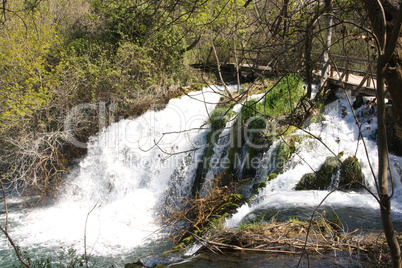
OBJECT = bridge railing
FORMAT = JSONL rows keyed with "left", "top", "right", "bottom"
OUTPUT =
{"left": 312, "top": 52, "right": 377, "bottom": 88}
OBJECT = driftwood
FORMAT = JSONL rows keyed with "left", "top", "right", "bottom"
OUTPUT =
{"left": 183, "top": 217, "right": 387, "bottom": 266}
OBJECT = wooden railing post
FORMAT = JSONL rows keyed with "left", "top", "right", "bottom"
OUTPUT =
{"left": 345, "top": 57, "right": 350, "bottom": 82}
{"left": 330, "top": 55, "right": 335, "bottom": 77}
{"left": 367, "top": 62, "right": 372, "bottom": 87}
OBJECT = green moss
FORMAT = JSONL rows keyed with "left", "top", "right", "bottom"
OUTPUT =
{"left": 339, "top": 156, "right": 364, "bottom": 189}
{"left": 201, "top": 103, "right": 236, "bottom": 178}
{"left": 181, "top": 235, "right": 194, "bottom": 245}
{"left": 267, "top": 173, "right": 278, "bottom": 181}
{"left": 201, "top": 193, "right": 246, "bottom": 231}
{"left": 214, "top": 194, "right": 245, "bottom": 217}
{"left": 288, "top": 217, "right": 301, "bottom": 223}
{"left": 295, "top": 156, "right": 341, "bottom": 190}
{"left": 225, "top": 193, "right": 244, "bottom": 203}
{"left": 226, "top": 117, "right": 244, "bottom": 175}
{"left": 252, "top": 180, "right": 267, "bottom": 195}
{"left": 276, "top": 138, "right": 296, "bottom": 173}
{"left": 295, "top": 173, "right": 316, "bottom": 190}
{"left": 283, "top": 125, "right": 298, "bottom": 136}
{"left": 295, "top": 155, "right": 365, "bottom": 191}
{"left": 163, "top": 244, "right": 185, "bottom": 254}
{"left": 317, "top": 156, "right": 340, "bottom": 184}
{"left": 304, "top": 112, "right": 323, "bottom": 127}
{"left": 209, "top": 106, "right": 234, "bottom": 131}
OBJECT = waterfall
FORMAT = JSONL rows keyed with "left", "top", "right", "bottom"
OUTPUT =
{"left": 0, "top": 86, "right": 227, "bottom": 265}
{"left": 201, "top": 103, "right": 242, "bottom": 195}
{"left": 1, "top": 86, "right": 402, "bottom": 266}
{"left": 226, "top": 90, "right": 402, "bottom": 228}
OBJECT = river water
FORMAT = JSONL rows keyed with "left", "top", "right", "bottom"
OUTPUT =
{"left": 0, "top": 86, "right": 401, "bottom": 267}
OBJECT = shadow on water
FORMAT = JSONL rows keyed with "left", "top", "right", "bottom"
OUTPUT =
{"left": 239, "top": 206, "right": 402, "bottom": 233}
{"left": 169, "top": 251, "right": 363, "bottom": 268}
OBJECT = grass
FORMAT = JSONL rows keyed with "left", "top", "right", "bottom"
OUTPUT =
{"left": 240, "top": 73, "right": 305, "bottom": 124}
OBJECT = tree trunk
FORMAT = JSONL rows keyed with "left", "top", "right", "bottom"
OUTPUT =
{"left": 320, "top": 12, "right": 333, "bottom": 90}
{"left": 377, "top": 58, "right": 402, "bottom": 268}
{"left": 304, "top": 0, "right": 332, "bottom": 99}
{"left": 305, "top": 28, "right": 313, "bottom": 99}
{"left": 368, "top": 0, "right": 402, "bottom": 139}
{"left": 384, "top": 39, "right": 402, "bottom": 141}
{"left": 364, "top": 0, "right": 402, "bottom": 266}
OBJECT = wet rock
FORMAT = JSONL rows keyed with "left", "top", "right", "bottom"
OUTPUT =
{"left": 125, "top": 259, "right": 145, "bottom": 268}
{"left": 353, "top": 95, "right": 364, "bottom": 109}
{"left": 295, "top": 156, "right": 340, "bottom": 190}
{"left": 339, "top": 156, "right": 364, "bottom": 189}
{"left": 295, "top": 155, "right": 365, "bottom": 191}
{"left": 295, "top": 173, "right": 317, "bottom": 190}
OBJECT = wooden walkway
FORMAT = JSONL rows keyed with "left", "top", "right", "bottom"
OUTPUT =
{"left": 313, "top": 53, "right": 379, "bottom": 97}
{"left": 192, "top": 53, "right": 382, "bottom": 98}
{"left": 326, "top": 72, "right": 377, "bottom": 96}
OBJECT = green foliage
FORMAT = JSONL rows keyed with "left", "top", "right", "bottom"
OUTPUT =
{"left": 240, "top": 74, "right": 305, "bottom": 127}
{"left": 209, "top": 106, "right": 235, "bottom": 131}
{"left": 288, "top": 217, "right": 301, "bottom": 223}
{"left": 0, "top": 0, "right": 199, "bottom": 192}
{"left": 262, "top": 73, "right": 305, "bottom": 116}
{"left": 238, "top": 221, "right": 266, "bottom": 231}
{"left": 0, "top": 8, "right": 61, "bottom": 134}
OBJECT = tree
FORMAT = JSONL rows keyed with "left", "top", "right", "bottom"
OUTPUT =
{"left": 364, "top": 0, "right": 402, "bottom": 266}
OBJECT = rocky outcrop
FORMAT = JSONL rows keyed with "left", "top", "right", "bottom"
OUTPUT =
{"left": 295, "top": 155, "right": 364, "bottom": 190}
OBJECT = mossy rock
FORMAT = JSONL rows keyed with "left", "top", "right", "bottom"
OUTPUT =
{"left": 304, "top": 111, "right": 323, "bottom": 128}
{"left": 275, "top": 138, "right": 296, "bottom": 173}
{"left": 283, "top": 125, "right": 298, "bottom": 136}
{"left": 295, "top": 155, "right": 364, "bottom": 191}
{"left": 328, "top": 215, "right": 342, "bottom": 231}
{"left": 214, "top": 194, "right": 245, "bottom": 216}
{"left": 295, "top": 156, "right": 340, "bottom": 190}
{"left": 225, "top": 193, "right": 244, "bottom": 203}
{"left": 339, "top": 156, "right": 364, "bottom": 189}
{"left": 317, "top": 156, "right": 340, "bottom": 183}
{"left": 295, "top": 173, "right": 316, "bottom": 190}
{"left": 125, "top": 260, "right": 145, "bottom": 268}
{"left": 267, "top": 173, "right": 278, "bottom": 181}
{"left": 252, "top": 180, "right": 267, "bottom": 195}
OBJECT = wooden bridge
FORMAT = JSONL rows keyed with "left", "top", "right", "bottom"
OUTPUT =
{"left": 313, "top": 53, "right": 379, "bottom": 98}
{"left": 192, "top": 53, "right": 382, "bottom": 98}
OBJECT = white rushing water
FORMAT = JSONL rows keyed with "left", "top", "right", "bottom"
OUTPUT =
{"left": 226, "top": 89, "right": 402, "bottom": 228}
{"left": 0, "top": 86, "right": 227, "bottom": 266}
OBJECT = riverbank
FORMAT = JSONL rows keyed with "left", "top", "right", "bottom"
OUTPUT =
{"left": 125, "top": 216, "right": 396, "bottom": 267}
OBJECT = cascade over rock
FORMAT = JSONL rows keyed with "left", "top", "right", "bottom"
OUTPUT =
{"left": 295, "top": 155, "right": 365, "bottom": 191}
